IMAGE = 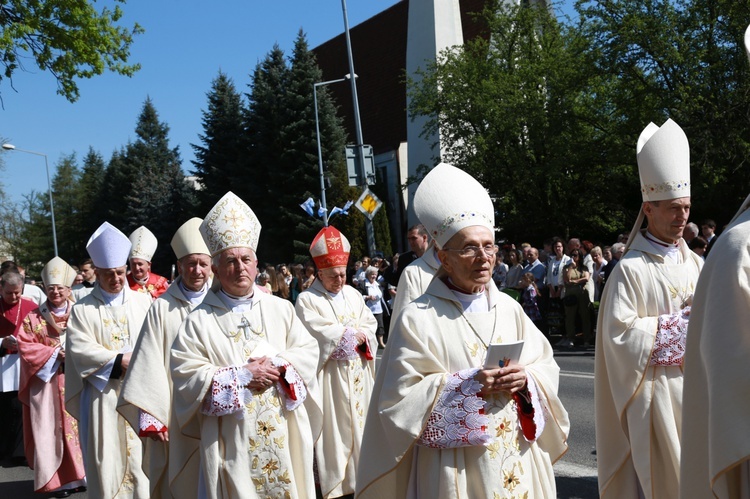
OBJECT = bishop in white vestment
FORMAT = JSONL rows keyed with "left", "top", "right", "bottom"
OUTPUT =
{"left": 170, "top": 192, "right": 322, "bottom": 499}
{"left": 595, "top": 120, "right": 703, "bottom": 498}
{"left": 118, "top": 217, "right": 212, "bottom": 499}
{"left": 295, "top": 226, "right": 377, "bottom": 498}
{"left": 66, "top": 222, "right": 153, "bottom": 498}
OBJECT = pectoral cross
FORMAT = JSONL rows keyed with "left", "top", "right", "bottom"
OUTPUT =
{"left": 238, "top": 317, "right": 252, "bottom": 340}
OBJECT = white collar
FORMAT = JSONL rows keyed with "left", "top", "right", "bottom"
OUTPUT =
{"left": 101, "top": 288, "right": 125, "bottom": 306}
{"left": 644, "top": 231, "right": 682, "bottom": 263}
{"left": 179, "top": 281, "right": 208, "bottom": 305}
{"left": 218, "top": 288, "right": 261, "bottom": 313}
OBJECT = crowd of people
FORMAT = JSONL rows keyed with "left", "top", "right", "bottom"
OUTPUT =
{"left": 0, "top": 104, "right": 749, "bottom": 499}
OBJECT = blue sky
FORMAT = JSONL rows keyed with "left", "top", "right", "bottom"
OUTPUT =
{"left": 0, "top": 0, "right": 574, "bottom": 205}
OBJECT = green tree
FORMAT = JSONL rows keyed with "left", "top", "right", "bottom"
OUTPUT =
{"left": 191, "top": 71, "right": 247, "bottom": 215}
{"left": 76, "top": 147, "right": 107, "bottom": 255}
{"left": 122, "top": 98, "right": 195, "bottom": 274}
{"left": 1, "top": 0, "right": 143, "bottom": 102}
{"left": 50, "top": 153, "right": 81, "bottom": 263}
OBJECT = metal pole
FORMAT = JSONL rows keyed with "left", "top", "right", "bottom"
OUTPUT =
{"left": 313, "top": 83, "right": 329, "bottom": 226}
{"left": 341, "top": 0, "right": 377, "bottom": 256}
{"left": 2, "top": 145, "right": 58, "bottom": 256}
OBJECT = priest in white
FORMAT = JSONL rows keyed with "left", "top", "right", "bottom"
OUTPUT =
{"left": 595, "top": 119, "right": 703, "bottom": 498}
{"left": 170, "top": 192, "right": 322, "bottom": 499}
{"left": 294, "top": 226, "right": 377, "bottom": 499}
{"left": 356, "top": 163, "right": 569, "bottom": 499}
{"left": 679, "top": 25, "right": 750, "bottom": 499}
{"left": 389, "top": 237, "right": 441, "bottom": 322}
{"left": 65, "top": 222, "right": 154, "bottom": 498}
{"left": 118, "top": 217, "right": 212, "bottom": 499}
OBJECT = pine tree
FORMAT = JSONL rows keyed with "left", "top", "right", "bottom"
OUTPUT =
{"left": 50, "top": 153, "right": 82, "bottom": 263}
{"left": 100, "top": 147, "right": 132, "bottom": 230}
{"left": 244, "top": 45, "right": 291, "bottom": 263}
{"left": 191, "top": 71, "right": 247, "bottom": 215}
{"left": 76, "top": 148, "right": 107, "bottom": 257}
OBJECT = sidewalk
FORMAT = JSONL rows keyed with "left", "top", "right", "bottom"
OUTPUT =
{"left": 0, "top": 461, "right": 87, "bottom": 499}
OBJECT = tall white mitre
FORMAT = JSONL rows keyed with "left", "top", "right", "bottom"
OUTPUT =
{"left": 413, "top": 162, "right": 495, "bottom": 248}
{"left": 200, "top": 192, "right": 262, "bottom": 256}
{"left": 87, "top": 222, "right": 132, "bottom": 269}
{"left": 41, "top": 256, "right": 77, "bottom": 288}
{"left": 128, "top": 226, "right": 158, "bottom": 262}
{"left": 636, "top": 118, "right": 690, "bottom": 202}
{"left": 171, "top": 218, "right": 210, "bottom": 259}
{"left": 625, "top": 119, "right": 691, "bottom": 248}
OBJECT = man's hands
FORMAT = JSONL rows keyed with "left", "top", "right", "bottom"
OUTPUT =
{"left": 120, "top": 352, "right": 132, "bottom": 372}
{"left": 1, "top": 335, "right": 18, "bottom": 351}
{"left": 149, "top": 430, "right": 169, "bottom": 442}
{"left": 355, "top": 331, "right": 368, "bottom": 346}
{"left": 475, "top": 365, "right": 527, "bottom": 397}
{"left": 244, "top": 356, "right": 281, "bottom": 391}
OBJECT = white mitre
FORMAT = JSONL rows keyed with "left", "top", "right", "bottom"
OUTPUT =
{"left": 171, "top": 217, "right": 211, "bottom": 259}
{"left": 129, "top": 226, "right": 158, "bottom": 262}
{"left": 636, "top": 118, "right": 690, "bottom": 202}
{"left": 87, "top": 222, "right": 132, "bottom": 269}
{"left": 200, "top": 192, "right": 261, "bottom": 256}
{"left": 41, "top": 257, "right": 77, "bottom": 288}
{"left": 413, "top": 162, "right": 495, "bottom": 248}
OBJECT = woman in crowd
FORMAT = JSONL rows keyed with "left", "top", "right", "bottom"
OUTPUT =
{"left": 560, "top": 249, "right": 592, "bottom": 348}
{"left": 301, "top": 261, "right": 316, "bottom": 291}
{"left": 504, "top": 247, "right": 524, "bottom": 292}
{"left": 288, "top": 263, "right": 304, "bottom": 305}
{"left": 590, "top": 246, "right": 608, "bottom": 302}
{"left": 363, "top": 266, "right": 387, "bottom": 349}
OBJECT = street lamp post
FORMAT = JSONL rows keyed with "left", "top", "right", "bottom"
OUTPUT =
{"left": 314, "top": 75, "right": 352, "bottom": 227}
{"left": 2, "top": 143, "right": 59, "bottom": 257}
{"left": 340, "top": 0, "right": 377, "bottom": 257}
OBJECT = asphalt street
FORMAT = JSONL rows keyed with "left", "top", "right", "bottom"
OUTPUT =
{"left": 0, "top": 343, "right": 598, "bottom": 499}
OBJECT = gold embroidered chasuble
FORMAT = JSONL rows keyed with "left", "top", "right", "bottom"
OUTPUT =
{"left": 118, "top": 276, "right": 204, "bottom": 499}
{"left": 294, "top": 280, "right": 377, "bottom": 498}
{"left": 171, "top": 288, "right": 322, "bottom": 499}
{"left": 595, "top": 231, "right": 703, "bottom": 498}
{"left": 65, "top": 286, "right": 153, "bottom": 498}
{"left": 680, "top": 207, "right": 750, "bottom": 498}
{"left": 356, "top": 278, "right": 569, "bottom": 499}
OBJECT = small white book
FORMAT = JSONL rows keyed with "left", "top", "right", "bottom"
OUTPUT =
{"left": 483, "top": 340, "right": 524, "bottom": 369}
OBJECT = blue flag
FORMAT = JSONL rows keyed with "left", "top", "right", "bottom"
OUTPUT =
{"left": 300, "top": 197, "right": 315, "bottom": 217}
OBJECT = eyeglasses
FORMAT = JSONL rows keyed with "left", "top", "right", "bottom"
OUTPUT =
{"left": 443, "top": 244, "right": 499, "bottom": 258}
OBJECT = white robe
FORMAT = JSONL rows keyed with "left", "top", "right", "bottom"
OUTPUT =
{"left": 118, "top": 277, "right": 205, "bottom": 499}
{"left": 170, "top": 288, "right": 322, "bottom": 499}
{"left": 390, "top": 245, "right": 441, "bottom": 322}
{"left": 595, "top": 230, "right": 703, "bottom": 498}
{"left": 356, "top": 277, "right": 569, "bottom": 498}
{"left": 680, "top": 206, "right": 750, "bottom": 498}
{"left": 65, "top": 286, "right": 153, "bottom": 499}
{"left": 294, "top": 280, "right": 377, "bottom": 498}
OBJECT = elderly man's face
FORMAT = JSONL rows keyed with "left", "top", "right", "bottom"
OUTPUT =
{"left": 438, "top": 226, "right": 495, "bottom": 293}
{"left": 46, "top": 285, "right": 71, "bottom": 308}
{"left": 129, "top": 258, "right": 151, "bottom": 281}
{"left": 1, "top": 282, "right": 23, "bottom": 305}
{"left": 96, "top": 266, "right": 127, "bottom": 294}
{"left": 214, "top": 247, "right": 257, "bottom": 296}
{"left": 318, "top": 266, "right": 347, "bottom": 294}
{"left": 644, "top": 197, "right": 691, "bottom": 244}
{"left": 178, "top": 253, "right": 212, "bottom": 292}
{"left": 527, "top": 248, "right": 538, "bottom": 263}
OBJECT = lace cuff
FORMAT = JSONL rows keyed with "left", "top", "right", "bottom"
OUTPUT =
{"left": 329, "top": 327, "right": 360, "bottom": 360}
{"left": 200, "top": 366, "right": 254, "bottom": 418}
{"left": 271, "top": 357, "right": 307, "bottom": 411}
{"left": 139, "top": 410, "right": 167, "bottom": 436}
{"left": 651, "top": 307, "right": 690, "bottom": 366}
{"left": 417, "top": 368, "right": 490, "bottom": 448}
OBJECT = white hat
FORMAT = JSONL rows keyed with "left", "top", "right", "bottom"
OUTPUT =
{"left": 636, "top": 119, "right": 690, "bottom": 202}
{"left": 171, "top": 218, "right": 210, "bottom": 259}
{"left": 41, "top": 257, "right": 76, "bottom": 288}
{"left": 413, "top": 162, "right": 495, "bottom": 248}
{"left": 200, "top": 192, "right": 261, "bottom": 256}
{"left": 86, "top": 222, "right": 132, "bottom": 269}
{"left": 128, "top": 226, "right": 158, "bottom": 262}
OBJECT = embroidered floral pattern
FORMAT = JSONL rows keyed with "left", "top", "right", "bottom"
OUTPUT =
{"left": 641, "top": 179, "right": 690, "bottom": 196}
{"left": 201, "top": 366, "right": 254, "bottom": 418}
{"left": 651, "top": 307, "right": 690, "bottom": 366}
{"left": 329, "top": 327, "right": 361, "bottom": 360}
{"left": 271, "top": 357, "right": 306, "bottom": 411}
{"left": 138, "top": 410, "right": 166, "bottom": 434}
{"left": 431, "top": 211, "right": 494, "bottom": 239}
{"left": 417, "top": 368, "right": 490, "bottom": 448}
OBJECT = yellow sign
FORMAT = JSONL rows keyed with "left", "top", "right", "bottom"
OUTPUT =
{"left": 355, "top": 188, "right": 383, "bottom": 220}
